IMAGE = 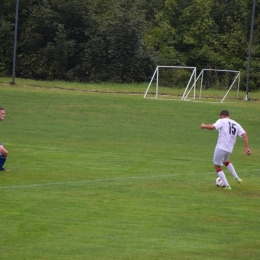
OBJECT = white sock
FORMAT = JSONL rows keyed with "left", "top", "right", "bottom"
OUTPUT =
{"left": 217, "top": 171, "right": 230, "bottom": 187}
{"left": 226, "top": 163, "right": 239, "bottom": 179}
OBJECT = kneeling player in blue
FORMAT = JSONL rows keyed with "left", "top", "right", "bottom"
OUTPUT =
{"left": 0, "top": 107, "right": 8, "bottom": 171}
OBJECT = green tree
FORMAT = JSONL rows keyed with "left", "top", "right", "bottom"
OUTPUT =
{"left": 17, "top": 0, "right": 93, "bottom": 80}
{"left": 244, "top": 2, "right": 260, "bottom": 91}
{"left": 82, "top": 0, "right": 155, "bottom": 82}
{"left": 144, "top": 0, "right": 215, "bottom": 67}
{"left": 1, "top": 0, "right": 260, "bottom": 89}
{"left": 0, "top": 1, "right": 16, "bottom": 76}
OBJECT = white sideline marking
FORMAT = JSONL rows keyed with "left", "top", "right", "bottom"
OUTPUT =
{"left": 1, "top": 172, "right": 207, "bottom": 190}
{"left": 1, "top": 169, "right": 259, "bottom": 190}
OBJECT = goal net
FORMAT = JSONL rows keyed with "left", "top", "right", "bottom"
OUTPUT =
{"left": 144, "top": 66, "right": 196, "bottom": 99}
{"left": 182, "top": 69, "right": 240, "bottom": 103}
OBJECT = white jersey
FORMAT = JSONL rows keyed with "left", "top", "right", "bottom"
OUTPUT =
{"left": 213, "top": 118, "right": 245, "bottom": 153}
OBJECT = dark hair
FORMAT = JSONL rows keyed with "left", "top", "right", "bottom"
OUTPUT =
{"left": 220, "top": 110, "right": 229, "bottom": 117}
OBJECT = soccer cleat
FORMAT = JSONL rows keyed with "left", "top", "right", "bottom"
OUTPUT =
{"left": 224, "top": 186, "right": 232, "bottom": 190}
{"left": 236, "top": 178, "right": 242, "bottom": 184}
{"left": 0, "top": 168, "right": 9, "bottom": 172}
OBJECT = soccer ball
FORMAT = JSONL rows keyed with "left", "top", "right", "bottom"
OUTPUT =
{"left": 216, "top": 177, "right": 225, "bottom": 187}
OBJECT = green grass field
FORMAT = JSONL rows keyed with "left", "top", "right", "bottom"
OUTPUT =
{"left": 0, "top": 78, "right": 260, "bottom": 259}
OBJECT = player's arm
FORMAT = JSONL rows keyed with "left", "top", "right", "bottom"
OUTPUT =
{"left": 200, "top": 123, "right": 216, "bottom": 130}
{"left": 241, "top": 132, "right": 251, "bottom": 155}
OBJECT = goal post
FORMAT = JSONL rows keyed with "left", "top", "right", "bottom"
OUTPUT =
{"left": 182, "top": 69, "right": 241, "bottom": 103}
{"left": 144, "top": 66, "right": 197, "bottom": 99}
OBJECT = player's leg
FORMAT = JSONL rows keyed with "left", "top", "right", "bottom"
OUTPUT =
{"left": 215, "top": 165, "right": 231, "bottom": 189}
{"left": 213, "top": 149, "right": 231, "bottom": 189}
{"left": 0, "top": 145, "right": 8, "bottom": 157}
{"left": 224, "top": 160, "right": 242, "bottom": 183}
{"left": 0, "top": 144, "right": 8, "bottom": 170}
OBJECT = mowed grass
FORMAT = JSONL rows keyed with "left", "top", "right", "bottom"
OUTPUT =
{"left": 0, "top": 79, "right": 260, "bottom": 260}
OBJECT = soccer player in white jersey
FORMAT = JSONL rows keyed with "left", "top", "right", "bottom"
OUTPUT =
{"left": 200, "top": 110, "right": 251, "bottom": 190}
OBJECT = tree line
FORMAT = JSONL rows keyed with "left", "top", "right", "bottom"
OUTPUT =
{"left": 0, "top": 0, "right": 259, "bottom": 90}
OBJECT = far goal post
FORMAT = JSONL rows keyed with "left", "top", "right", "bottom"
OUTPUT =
{"left": 144, "top": 66, "right": 197, "bottom": 99}
{"left": 182, "top": 69, "right": 240, "bottom": 103}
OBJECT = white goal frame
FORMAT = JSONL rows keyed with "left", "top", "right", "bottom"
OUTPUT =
{"left": 182, "top": 69, "right": 240, "bottom": 103}
{"left": 144, "top": 66, "right": 197, "bottom": 99}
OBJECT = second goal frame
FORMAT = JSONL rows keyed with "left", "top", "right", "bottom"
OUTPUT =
{"left": 182, "top": 69, "right": 240, "bottom": 103}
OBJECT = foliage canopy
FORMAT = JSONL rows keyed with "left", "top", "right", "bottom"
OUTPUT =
{"left": 0, "top": 0, "right": 259, "bottom": 89}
